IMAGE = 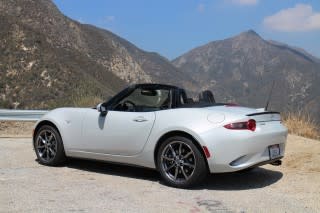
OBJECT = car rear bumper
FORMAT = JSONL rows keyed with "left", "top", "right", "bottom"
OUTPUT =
{"left": 199, "top": 121, "right": 288, "bottom": 173}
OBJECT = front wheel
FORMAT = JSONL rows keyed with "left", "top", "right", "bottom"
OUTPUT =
{"left": 156, "top": 136, "right": 207, "bottom": 188}
{"left": 34, "top": 125, "right": 66, "bottom": 166}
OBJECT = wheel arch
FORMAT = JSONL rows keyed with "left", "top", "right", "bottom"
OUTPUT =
{"left": 153, "top": 130, "right": 209, "bottom": 171}
{"left": 33, "top": 120, "right": 62, "bottom": 143}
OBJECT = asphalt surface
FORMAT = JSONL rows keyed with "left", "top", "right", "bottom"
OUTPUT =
{"left": 0, "top": 137, "right": 319, "bottom": 213}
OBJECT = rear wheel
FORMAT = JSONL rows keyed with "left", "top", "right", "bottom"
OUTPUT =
{"left": 156, "top": 136, "right": 207, "bottom": 188}
{"left": 34, "top": 125, "right": 66, "bottom": 166}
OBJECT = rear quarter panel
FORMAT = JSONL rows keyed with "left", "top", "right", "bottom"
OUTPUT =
{"left": 138, "top": 108, "right": 220, "bottom": 168}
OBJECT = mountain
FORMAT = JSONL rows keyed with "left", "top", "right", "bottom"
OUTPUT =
{"left": 1, "top": 0, "right": 319, "bottom": 123}
{"left": 173, "top": 30, "right": 320, "bottom": 123}
{"left": 0, "top": 0, "right": 194, "bottom": 109}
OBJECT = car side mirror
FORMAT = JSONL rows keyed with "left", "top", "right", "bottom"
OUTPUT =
{"left": 96, "top": 103, "right": 107, "bottom": 115}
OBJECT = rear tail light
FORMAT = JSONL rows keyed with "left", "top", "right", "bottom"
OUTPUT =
{"left": 224, "top": 119, "right": 256, "bottom": 131}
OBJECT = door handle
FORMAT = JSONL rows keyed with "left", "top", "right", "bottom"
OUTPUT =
{"left": 133, "top": 116, "right": 148, "bottom": 122}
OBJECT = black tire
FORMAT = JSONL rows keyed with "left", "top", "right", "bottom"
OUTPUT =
{"left": 156, "top": 136, "right": 207, "bottom": 188}
{"left": 34, "top": 125, "right": 66, "bottom": 166}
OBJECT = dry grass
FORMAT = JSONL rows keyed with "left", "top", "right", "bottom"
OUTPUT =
{"left": 69, "top": 81, "right": 106, "bottom": 108}
{"left": 283, "top": 111, "right": 320, "bottom": 140}
{"left": 72, "top": 95, "right": 103, "bottom": 108}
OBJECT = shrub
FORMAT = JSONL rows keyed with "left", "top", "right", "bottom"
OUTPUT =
{"left": 282, "top": 111, "right": 319, "bottom": 140}
{"left": 72, "top": 95, "right": 103, "bottom": 108}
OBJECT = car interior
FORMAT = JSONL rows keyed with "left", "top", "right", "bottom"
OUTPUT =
{"left": 109, "top": 85, "right": 219, "bottom": 112}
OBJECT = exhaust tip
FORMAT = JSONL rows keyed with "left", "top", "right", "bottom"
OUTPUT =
{"left": 270, "top": 160, "right": 282, "bottom": 166}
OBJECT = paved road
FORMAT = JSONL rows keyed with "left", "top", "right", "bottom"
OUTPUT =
{"left": 0, "top": 138, "right": 318, "bottom": 213}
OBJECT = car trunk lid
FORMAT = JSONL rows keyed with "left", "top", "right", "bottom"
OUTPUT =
{"left": 246, "top": 111, "right": 281, "bottom": 122}
{"left": 205, "top": 105, "right": 281, "bottom": 122}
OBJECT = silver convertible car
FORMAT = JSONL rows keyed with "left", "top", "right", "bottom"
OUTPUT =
{"left": 33, "top": 84, "right": 287, "bottom": 188}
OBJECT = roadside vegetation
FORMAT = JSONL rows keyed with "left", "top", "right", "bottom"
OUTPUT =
{"left": 70, "top": 82, "right": 105, "bottom": 107}
{"left": 283, "top": 111, "right": 320, "bottom": 140}
{"left": 72, "top": 95, "right": 103, "bottom": 108}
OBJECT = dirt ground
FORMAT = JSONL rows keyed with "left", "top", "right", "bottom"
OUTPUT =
{"left": 0, "top": 121, "right": 35, "bottom": 137}
{"left": 0, "top": 122, "right": 319, "bottom": 212}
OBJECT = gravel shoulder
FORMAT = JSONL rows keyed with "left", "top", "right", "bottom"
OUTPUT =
{"left": 0, "top": 132, "right": 319, "bottom": 212}
{"left": 0, "top": 121, "right": 35, "bottom": 138}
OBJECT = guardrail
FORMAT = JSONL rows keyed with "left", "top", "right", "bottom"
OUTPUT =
{"left": 0, "top": 109, "right": 49, "bottom": 121}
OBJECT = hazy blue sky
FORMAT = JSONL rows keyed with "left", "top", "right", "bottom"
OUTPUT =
{"left": 53, "top": 0, "right": 320, "bottom": 59}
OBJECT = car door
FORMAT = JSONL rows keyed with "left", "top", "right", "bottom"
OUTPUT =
{"left": 80, "top": 109, "right": 156, "bottom": 156}
{"left": 79, "top": 86, "right": 171, "bottom": 156}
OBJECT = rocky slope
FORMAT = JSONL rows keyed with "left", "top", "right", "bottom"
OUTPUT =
{"left": 173, "top": 30, "right": 320, "bottom": 122}
{"left": 1, "top": 0, "right": 319, "bottom": 123}
{"left": 0, "top": 0, "right": 194, "bottom": 109}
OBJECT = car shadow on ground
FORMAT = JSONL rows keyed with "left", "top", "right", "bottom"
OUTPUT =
{"left": 65, "top": 158, "right": 160, "bottom": 181}
{"left": 198, "top": 168, "right": 283, "bottom": 190}
{"left": 65, "top": 158, "right": 283, "bottom": 190}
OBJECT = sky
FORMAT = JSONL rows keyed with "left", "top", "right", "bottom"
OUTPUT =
{"left": 53, "top": 0, "right": 320, "bottom": 60}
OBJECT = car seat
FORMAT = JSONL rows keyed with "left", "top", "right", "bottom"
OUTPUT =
{"left": 199, "top": 90, "right": 215, "bottom": 104}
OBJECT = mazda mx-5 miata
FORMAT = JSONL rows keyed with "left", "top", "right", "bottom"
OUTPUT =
{"left": 33, "top": 83, "right": 287, "bottom": 188}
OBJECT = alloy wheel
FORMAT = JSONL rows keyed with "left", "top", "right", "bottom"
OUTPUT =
{"left": 160, "top": 141, "right": 196, "bottom": 182}
{"left": 36, "top": 129, "right": 57, "bottom": 162}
